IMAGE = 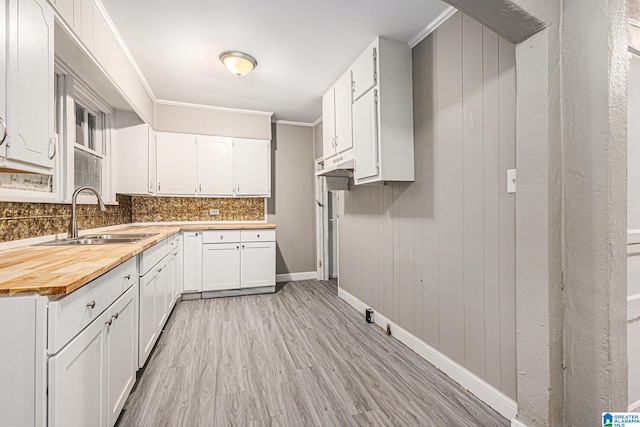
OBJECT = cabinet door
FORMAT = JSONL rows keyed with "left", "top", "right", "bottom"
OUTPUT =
{"left": 334, "top": 71, "right": 353, "bottom": 155}
{"left": 0, "top": 0, "right": 6, "bottom": 159}
{"left": 234, "top": 139, "right": 270, "bottom": 196}
{"left": 197, "top": 136, "right": 234, "bottom": 195}
{"left": 149, "top": 129, "right": 157, "bottom": 194}
{"left": 105, "top": 285, "right": 137, "bottom": 427}
{"left": 352, "top": 42, "right": 377, "bottom": 100}
{"left": 114, "top": 122, "right": 150, "bottom": 195}
{"left": 139, "top": 268, "right": 158, "bottom": 368}
{"left": 176, "top": 237, "right": 184, "bottom": 299}
{"left": 48, "top": 310, "right": 106, "bottom": 427}
{"left": 6, "top": 0, "right": 55, "bottom": 169}
{"left": 183, "top": 232, "right": 203, "bottom": 293}
{"left": 156, "top": 259, "right": 168, "bottom": 331}
{"left": 241, "top": 242, "right": 275, "bottom": 288}
{"left": 353, "top": 89, "right": 379, "bottom": 181}
{"left": 322, "top": 87, "right": 336, "bottom": 159}
{"left": 156, "top": 133, "right": 197, "bottom": 195}
{"left": 165, "top": 249, "right": 177, "bottom": 313}
{"left": 202, "top": 243, "right": 241, "bottom": 291}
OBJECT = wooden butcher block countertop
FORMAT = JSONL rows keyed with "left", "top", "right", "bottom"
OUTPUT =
{"left": 0, "top": 223, "right": 277, "bottom": 296}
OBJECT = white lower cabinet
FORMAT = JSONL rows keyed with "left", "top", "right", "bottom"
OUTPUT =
{"left": 203, "top": 242, "right": 241, "bottom": 291}
{"left": 105, "top": 286, "right": 137, "bottom": 427}
{"left": 139, "top": 264, "right": 159, "bottom": 368}
{"left": 138, "top": 235, "right": 179, "bottom": 368}
{"left": 48, "top": 284, "right": 137, "bottom": 427}
{"left": 200, "top": 229, "right": 276, "bottom": 292}
{"left": 183, "top": 231, "right": 203, "bottom": 293}
{"left": 48, "top": 309, "right": 105, "bottom": 427}
{"left": 241, "top": 241, "right": 276, "bottom": 288}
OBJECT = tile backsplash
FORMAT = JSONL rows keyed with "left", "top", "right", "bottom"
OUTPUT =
{"left": 131, "top": 196, "right": 264, "bottom": 222}
{"left": 0, "top": 195, "right": 264, "bottom": 243}
{"left": 0, "top": 194, "right": 133, "bottom": 243}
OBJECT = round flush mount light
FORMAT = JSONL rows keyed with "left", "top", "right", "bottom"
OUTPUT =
{"left": 220, "top": 51, "right": 257, "bottom": 76}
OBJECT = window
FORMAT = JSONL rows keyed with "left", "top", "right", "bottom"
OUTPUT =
{"left": 54, "top": 63, "right": 114, "bottom": 203}
{"left": 73, "top": 100, "right": 106, "bottom": 194}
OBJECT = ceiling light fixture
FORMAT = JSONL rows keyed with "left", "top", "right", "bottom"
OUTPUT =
{"left": 220, "top": 51, "right": 257, "bottom": 76}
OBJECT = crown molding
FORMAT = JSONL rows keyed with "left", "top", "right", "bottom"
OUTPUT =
{"left": 408, "top": 6, "right": 458, "bottom": 48}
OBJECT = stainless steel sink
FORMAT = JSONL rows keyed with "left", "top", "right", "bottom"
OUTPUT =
{"left": 39, "top": 233, "right": 157, "bottom": 246}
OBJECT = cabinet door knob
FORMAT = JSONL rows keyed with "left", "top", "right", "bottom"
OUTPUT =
{"left": 257, "top": 234, "right": 260, "bottom": 239}
{"left": 158, "top": 182, "right": 161, "bottom": 191}
{"left": 199, "top": 184, "right": 202, "bottom": 192}
{"left": 0, "top": 117, "right": 6, "bottom": 146}
{"left": 236, "top": 245, "right": 239, "bottom": 250}
{"left": 124, "top": 274, "right": 131, "bottom": 280}
{"left": 112, "top": 312, "right": 119, "bottom": 320}
{"left": 105, "top": 318, "right": 113, "bottom": 326}
{"left": 87, "top": 300, "right": 96, "bottom": 309}
{"left": 220, "top": 235, "right": 223, "bottom": 240}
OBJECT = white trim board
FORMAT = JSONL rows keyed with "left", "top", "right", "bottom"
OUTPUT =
{"left": 272, "top": 120, "right": 316, "bottom": 127}
{"left": 93, "top": 0, "right": 157, "bottom": 102}
{"left": 276, "top": 271, "right": 317, "bottom": 283}
{"left": 156, "top": 99, "right": 273, "bottom": 117}
{"left": 337, "top": 287, "right": 519, "bottom": 423}
{"left": 631, "top": 398, "right": 640, "bottom": 412}
{"left": 408, "top": 6, "right": 458, "bottom": 48}
{"left": 511, "top": 419, "right": 528, "bottom": 427}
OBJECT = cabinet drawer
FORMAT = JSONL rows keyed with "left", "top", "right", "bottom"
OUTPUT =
{"left": 140, "top": 238, "right": 169, "bottom": 275}
{"left": 240, "top": 229, "right": 275, "bottom": 242}
{"left": 48, "top": 257, "right": 137, "bottom": 355}
{"left": 202, "top": 230, "right": 241, "bottom": 243}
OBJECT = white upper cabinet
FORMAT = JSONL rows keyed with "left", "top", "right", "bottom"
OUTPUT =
{"left": 352, "top": 44, "right": 377, "bottom": 101}
{"left": 156, "top": 132, "right": 197, "bottom": 195}
{"left": 197, "top": 136, "right": 234, "bottom": 196}
{"left": 0, "top": 2, "right": 6, "bottom": 145}
{"left": 351, "top": 37, "right": 414, "bottom": 185}
{"left": 2, "top": 0, "right": 55, "bottom": 172}
{"left": 353, "top": 89, "right": 379, "bottom": 181}
{"left": 322, "top": 71, "right": 352, "bottom": 160}
{"left": 114, "top": 118, "right": 156, "bottom": 195}
{"left": 153, "top": 132, "right": 270, "bottom": 197}
{"left": 235, "top": 138, "right": 271, "bottom": 197}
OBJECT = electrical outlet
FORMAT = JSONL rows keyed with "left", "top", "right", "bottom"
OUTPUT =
{"left": 209, "top": 209, "right": 220, "bottom": 215}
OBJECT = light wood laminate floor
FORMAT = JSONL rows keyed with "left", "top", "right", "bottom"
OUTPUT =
{"left": 117, "top": 280, "right": 510, "bottom": 426}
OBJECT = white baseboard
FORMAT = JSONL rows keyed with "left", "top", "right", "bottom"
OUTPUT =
{"left": 630, "top": 398, "right": 640, "bottom": 412}
{"left": 511, "top": 419, "right": 528, "bottom": 427}
{"left": 338, "top": 287, "right": 519, "bottom": 422}
{"left": 276, "top": 271, "right": 317, "bottom": 283}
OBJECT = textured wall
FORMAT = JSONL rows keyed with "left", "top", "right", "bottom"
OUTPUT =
{"left": 338, "top": 12, "right": 517, "bottom": 399}
{"left": 267, "top": 123, "right": 316, "bottom": 275}
{"left": 131, "top": 196, "right": 264, "bottom": 222}
{"left": 0, "top": 194, "right": 133, "bottom": 243}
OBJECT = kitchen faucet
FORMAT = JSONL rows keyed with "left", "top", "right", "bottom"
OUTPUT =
{"left": 68, "top": 186, "right": 106, "bottom": 239}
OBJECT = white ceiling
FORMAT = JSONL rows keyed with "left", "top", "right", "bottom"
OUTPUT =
{"left": 101, "top": 0, "right": 450, "bottom": 123}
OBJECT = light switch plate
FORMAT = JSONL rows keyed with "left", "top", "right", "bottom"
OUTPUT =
{"left": 507, "top": 169, "right": 517, "bottom": 194}
{"left": 209, "top": 209, "right": 220, "bottom": 215}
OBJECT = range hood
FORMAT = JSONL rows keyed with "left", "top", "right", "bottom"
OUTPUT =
{"left": 315, "top": 151, "right": 354, "bottom": 178}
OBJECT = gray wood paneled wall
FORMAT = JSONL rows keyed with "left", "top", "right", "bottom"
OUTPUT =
{"left": 268, "top": 124, "right": 316, "bottom": 274}
{"left": 154, "top": 103, "right": 272, "bottom": 139}
{"left": 313, "top": 122, "right": 323, "bottom": 160}
{"left": 338, "top": 12, "right": 517, "bottom": 399}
